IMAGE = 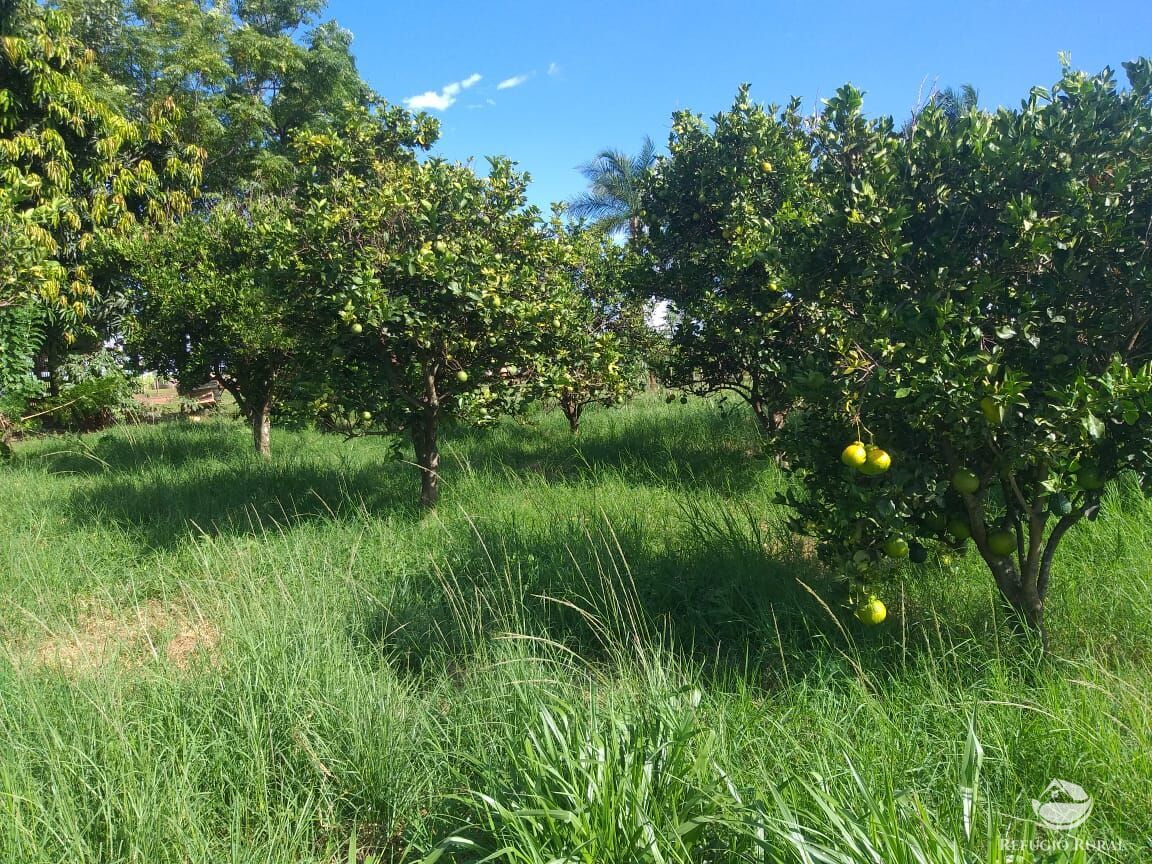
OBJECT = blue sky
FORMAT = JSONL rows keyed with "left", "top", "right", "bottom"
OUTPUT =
{"left": 324, "top": 0, "right": 1152, "bottom": 211}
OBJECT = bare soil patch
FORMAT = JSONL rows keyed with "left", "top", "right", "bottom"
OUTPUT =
{"left": 22, "top": 599, "right": 219, "bottom": 674}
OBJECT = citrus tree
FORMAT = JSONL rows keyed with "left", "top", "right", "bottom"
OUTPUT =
{"left": 129, "top": 198, "right": 295, "bottom": 457}
{"left": 126, "top": 98, "right": 433, "bottom": 458}
{"left": 637, "top": 86, "right": 826, "bottom": 434}
{"left": 284, "top": 112, "right": 574, "bottom": 508}
{"left": 542, "top": 222, "right": 654, "bottom": 434}
{"left": 779, "top": 61, "right": 1152, "bottom": 648}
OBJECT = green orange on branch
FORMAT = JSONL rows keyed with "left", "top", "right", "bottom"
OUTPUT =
{"left": 951, "top": 469, "right": 980, "bottom": 495}
{"left": 883, "top": 536, "right": 909, "bottom": 559}
{"left": 987, "top": 530, "right": 1016, "bottom": 558}
{"left": 947, "top": 518, "right": 972, "bottom": 542}
{"left": 1076, "top": 466, "right": 1106, "bottom": 491}
{"left": 841, "top": 441, "right": 868, "bottom": 468}
{"left": 980, "top": 396, "right": 1004, "bottom": 426}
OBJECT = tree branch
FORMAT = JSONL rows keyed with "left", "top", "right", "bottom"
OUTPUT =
{"left": 1037, "top": 498, "right": 1095, "bottom": 599}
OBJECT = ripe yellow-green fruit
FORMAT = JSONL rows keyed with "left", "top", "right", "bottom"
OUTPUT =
{"left": 952, "top": 469, "right": 980, "bottom": 495}
{"left": 350, "top": 322, "right": 363, "bottom": 335}
{"left": 987, "top": 529, "right": 1016, "bottom": 557}
{"left": 360, "top": 411, "right": 372, "bottom": 421}
{"left": 841, "top": 441, "right": 868, "bottom": 468}
{"left": 855, "top": 598, "right": 887, "bottom": 625}
{"left": 947, "top": 517, "right": 972, "bottom": 541}
{"left": 760, "top": 160, "right": 773, "bottom": 173}
{"left": 884, "top": 536, "right": 909, "bottom": 559}
{"left": 456, "top": 370, "right": 469, "bottom": 383}
{"left": 1075, "top": 466, "right": 1105, "bottom": 490}
{"left": 864, "top": 447, "right": 891, "bottom": 474}
{"left": 980, "top": 396, "right": 1004, "bottom": 426}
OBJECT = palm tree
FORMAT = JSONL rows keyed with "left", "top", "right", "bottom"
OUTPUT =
{"left": 904, "top": 83, "right": 980, "bottom": 135}
{"left": 931, "top": 83, "right": 980, "bottom": 125}
{"left": 568, "top": 137, "right": 656, "bottom": 240}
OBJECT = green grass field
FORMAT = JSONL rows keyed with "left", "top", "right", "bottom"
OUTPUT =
{"left": 1, "top": 394, "right": 1149, "bottom": 862}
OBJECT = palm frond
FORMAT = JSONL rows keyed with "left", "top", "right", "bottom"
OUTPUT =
{"left": 569, "top": 137, "right": 657, "bottom": 238}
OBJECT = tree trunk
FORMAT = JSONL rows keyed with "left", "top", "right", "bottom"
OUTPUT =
{"left": 411, "top": 412, "right": 440, "bottom": 509}
{"left": 748, "top": 394, "right": 782, "bottom": 436}
{"left": 995, "top": 574, "right": 1048, "bottom": 654}
{"left": 561, "top": 395, "right": 583, "bottom": 435}
{"left": 0, "top": 413, "right": 13, "bottom": 460}
{"left": 250, "top": 401, "right": 272, "bottom": 458}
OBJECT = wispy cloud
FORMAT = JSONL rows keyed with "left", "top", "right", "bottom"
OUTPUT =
{"left": 547, "top": 62, "right": 560, "bottom": 76}
{"left": 405, "top": 73, "right": 483, "bottom": 111}
{"left": 497, "top": 73, "right": 531, "bottom": 90}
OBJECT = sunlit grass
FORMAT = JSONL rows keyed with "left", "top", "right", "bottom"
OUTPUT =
{"left": 0, "top": 394, "right": 1148, "bottom": 862}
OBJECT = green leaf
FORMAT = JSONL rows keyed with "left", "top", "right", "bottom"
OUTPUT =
{"left": 1083, "top": 411, "right": 1106, "bottom": 440}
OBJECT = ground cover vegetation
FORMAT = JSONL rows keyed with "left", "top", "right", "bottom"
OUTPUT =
{"left": 3, "top": 0, "right": 1152, "bottom": 859}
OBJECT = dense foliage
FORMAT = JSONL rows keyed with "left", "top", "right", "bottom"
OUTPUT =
{"left": 542, "top": 223, "right": 655, "bottom": 434}
{"left": 638, "top": 87, "right": 824, "bottom": 433}
{"left": 0, "top": 0, "right": 199, "bottom": 430}
{"left": 129, "top": 198, "right": 299, "bottom": 456}
{"left": 283, "top": 111, "right": 577, "bottom": 506}
{"left": 55, "top": 0, "right": 379, "bottom": 196}
{"left": 775, "top": 61, "right": 1152, "bottom": 645}
{"left": 634, "top": 61, "right": 1152, "bottom": 644}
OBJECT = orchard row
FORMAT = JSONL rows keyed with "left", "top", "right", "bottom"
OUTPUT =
{"left": 5, "top": 1, "right": 1152, "bottom": 644}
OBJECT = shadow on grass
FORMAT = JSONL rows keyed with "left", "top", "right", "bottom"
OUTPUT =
{"left": 16, "top": 420, "right": 252, "bottom": 475}
{"left": 445, "top": 399, "right": 772, "bottom": 497}
{"left": 353, "top": 491, "right": 1041, "bottom": 688}
{"left": 30, "top": 423, "right": 424, "bottom": 549}
{"left": 60, "top": 458, "right": 421, "bottom": 550}
{"left": 353, "top": 504, "right": 862, "bottom": 688}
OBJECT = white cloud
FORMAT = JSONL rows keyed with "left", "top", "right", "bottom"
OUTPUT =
{"left": 404, "top": 73, "right": 482, "bottom": 111}
{"left": 497, "top": 73, "right": 531, "bottom": 90}
{"left": 547, "top": 62, "right": 560, "bottom": 76}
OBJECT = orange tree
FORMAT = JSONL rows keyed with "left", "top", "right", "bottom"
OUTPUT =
{"left": 636, "top": 86, "right": 827, "bottom": 434}
{"left": 282, "top": 111, "right": 576, "bottom": 508}
{"left": 541, "top": 221, "right": 655, "bottom": 434}
{"left": 778, "top": 61, "right": 1152, "bottom": 648}
{"left": 128, "top": 198, "right": 300, "bottom": 457}
{"left": 127, "top": 104, "right": 432, "bottom": 459}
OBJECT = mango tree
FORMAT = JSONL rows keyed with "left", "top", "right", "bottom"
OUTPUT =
{"left": 0, "top": 0, "right": 199, "bottom": 436}
{"left": 285, "top": 113, "right": 574, "bottom": 507}
{"left": 543, "top": 222, "right": 654, "bottom": 434}
{"left": 779, "top": 62, "right": 1152, "bottom": 649}
{"left": 637, "top": 86, "right": 825, "bottom": 434}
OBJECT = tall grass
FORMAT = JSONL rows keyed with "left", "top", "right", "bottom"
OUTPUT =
{"left": 0, "top": 396, "right": 1148, "bottom": 862}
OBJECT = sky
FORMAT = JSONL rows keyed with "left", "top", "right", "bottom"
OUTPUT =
{"left": 323, "top": 0, "right": 1152, "bottom": 211}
